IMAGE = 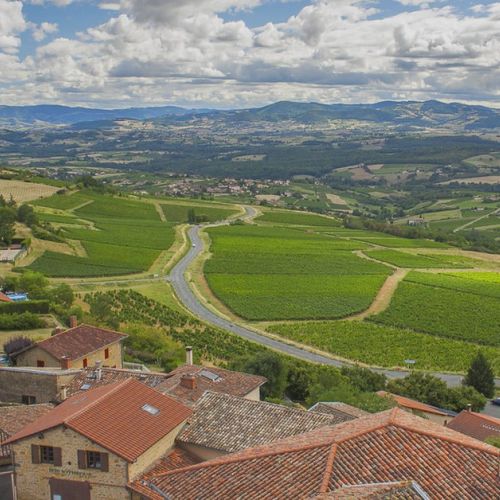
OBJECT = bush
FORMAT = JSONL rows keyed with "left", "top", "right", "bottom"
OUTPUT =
{"left": 3, "top": 335, "right": 35, "bottom": 363}
{"left": 0, "top": 312, "right": 46, "bottom": 331}
{"left": 0, "top": 300, "right": 50, "bottom": 314}
{"left": 463, "top": 352, "right": 495, "bottom": 398}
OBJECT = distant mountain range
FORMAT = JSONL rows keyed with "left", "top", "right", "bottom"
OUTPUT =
{"left": 0, "top": 100, "right": 498, "bottom": 130}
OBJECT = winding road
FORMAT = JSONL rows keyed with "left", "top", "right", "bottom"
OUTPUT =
{"left": 168, "top": 206, "right": 500, "bottom": 412}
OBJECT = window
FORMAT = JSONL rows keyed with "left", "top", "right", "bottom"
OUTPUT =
{"left": 86, "top": 451, "right": 102, "bottom": 469}
{"left": 104, "top": 348, "right": 109, "bottom": 359}
{"left": 37, "top": 360, "right": 45, "bottom": 367}
{"left": 82, "top": 358, "right": 88, "bottom": 368}
{"left": 78, "top": 450, "right": 109, "bottom": 472}
{"left": 22, "top": 395, "right": 36, "bottom": 405}
{"left": 41, "top": 446, "right": 55, "bottom": 464}
{"left": 141, "top": 403, "right": 160, "bottom": 416}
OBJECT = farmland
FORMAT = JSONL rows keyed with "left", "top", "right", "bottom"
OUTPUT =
{"left": 0, "top": 179, "right": 59, "bottom": 203}
{"left": 365, "top": 250, "right": 479, "bottom": 268}
{"left": 160, "top": 202, "right": 238, "bottom": 223}
{"left": 27, "top": 192, "right": 176, "bottom": 277}
{"left": 256, "top": 209, "right": 341, "bottom": 227}
{"left": 268, "top": 320, "right": 500, "bottom": 375}
{"left": 204, "top": 224, "right": 391, "bottom": 320}
{"left": 372, "top": 276, "right": 500, "bottom": 346}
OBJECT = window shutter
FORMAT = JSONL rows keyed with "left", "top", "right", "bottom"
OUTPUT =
{"left": 31, "top": 444, "right": 40, "bottom": 464}
{"left": 53, "top": 447, "right": 62, "bottom": 467}
{"left": 77, "top": 450, "right": 87, "bottom": 469}
{"left": 100, "top": 452, "right": 109, "bottom": 472}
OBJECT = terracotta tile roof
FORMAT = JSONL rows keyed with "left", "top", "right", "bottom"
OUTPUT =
{"left": 322, "top": 481, "right": 428, "bottom": 499}
{"left": 376, "top": 391, "right": 455, "bottom": 417}
{"left": 0, "top": 292, "right": 13, "bottom": 303}
{"left": 66, "top": 367, "right": 170, "bottom": 398}
{"left": 447, "top": 410, "right": 500, "bottom": 442}
{"left": 131, "top": 408, "right": 499, "bottom": 500}
{"left": 158, "top": 365, "right": 266, "bottom": 404}
{"left": 27, "top": 324, "right": 127, "bottom": 361}
{"left": 0, "top": 404, "right": 54, "bottom": 437}
{"left": 309, "top": 402, "right": 369, "bottom": 420}
{"left": 5, "top": 379, "right": 192, "bottom": 462}
{"left": 177, "top": 392, "right": 348, "bottom": 453}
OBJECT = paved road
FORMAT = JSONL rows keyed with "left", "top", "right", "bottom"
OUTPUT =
{"left": 169, "top": 207, "right": 500, "bottom": 412}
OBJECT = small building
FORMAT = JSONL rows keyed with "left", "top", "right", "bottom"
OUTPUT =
{"left": 377, "top": 391, "right": 456, "bottom": 425}
{"left": 5, "top": 379, "right": 192, "bottom": 500}
{"left": 447, "top": 409, "right": 500, "bottom": 443}
{"left": 13, "top": 324, "right": 127, "bottom": 370}
{"left": 0, "top": 366, "right": 79, "bottom": 405}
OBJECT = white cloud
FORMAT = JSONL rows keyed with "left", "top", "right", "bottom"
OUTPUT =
{"left": 0, "top": 0, "right": 26, "bottom": 54}
{"left": 1, "top": 0, "right": 499, "bottom": 107}
{"left": 30, "top": 22, "right": 58, "bottom": 42}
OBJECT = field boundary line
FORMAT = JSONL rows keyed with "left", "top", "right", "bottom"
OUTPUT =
{"left": 453, "top": 207, "right": 500, "bottom": 233}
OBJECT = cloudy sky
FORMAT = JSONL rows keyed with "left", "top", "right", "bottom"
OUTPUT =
{"left": 1, "top": 0, "right": 499, "bottom": 109}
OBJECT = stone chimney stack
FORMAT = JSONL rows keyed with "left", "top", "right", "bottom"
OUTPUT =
{"left": 467, "top": 404, "right": 472, "bottom": 412}
{"left": 69, "top": 316, "right": 78, "bottom": 329}
{"left": 60, "top": 386, "right": 68, "bottom": 401}
{"left": 95, "top": 360, "right": 102, "bottom": 381}
{"left": 61, "top": 357, "right": 71, "bottom": 370}
{"left": 185, "top": 346, "right": 193, "bottom": 366}
{"left": 180, "top": 374, "right": 197, "bottom": 390}
{"left": 51, "top": 327, "right": 65, "bottom": 336}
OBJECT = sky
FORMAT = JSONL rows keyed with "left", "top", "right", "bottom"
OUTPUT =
{"left": 0, "top": 0, "right": 499, "bottom": 109}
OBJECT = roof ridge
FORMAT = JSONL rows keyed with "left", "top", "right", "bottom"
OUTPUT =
{"left": 319, "top": 443, "right": 337, "bottom": 494}
{"left": 394, "top": 421, "right": 500, "bottom": 456}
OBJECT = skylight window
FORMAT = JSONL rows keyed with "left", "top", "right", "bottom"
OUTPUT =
{"left": 142, "top": 403, "right": 160, "bottom": 416}
{"left": 200, "top": 369, "right": 221, "bottom": 382}
{"left": 80, "top": 383, "right": 91, "bottom": 390}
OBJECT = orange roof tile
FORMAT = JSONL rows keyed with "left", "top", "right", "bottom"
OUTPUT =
{"left": 5, "top": 379, "right": 192, "bottom": 462}
{"left": 377, "top": 390, "right": 453, "bottom": 416}
{"left": 0, "top": 292, "right": 13, "bottom": 303}
{"left": 130, "top": 408, "right": 499, "bottom": 499}
{"left": 447, "top": 410, "right": 500, "bottom": 442}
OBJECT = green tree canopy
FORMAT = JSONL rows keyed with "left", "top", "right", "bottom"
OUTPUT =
{"left": 464, "top": 351, "right": 495, "bottom": 398}
{"left": 0, "top": 207, "right": 16, "bottom": 246}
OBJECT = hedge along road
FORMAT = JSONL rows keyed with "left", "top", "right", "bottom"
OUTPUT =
{"left": 168, "top": 206, "right": 500, "bottom": 391}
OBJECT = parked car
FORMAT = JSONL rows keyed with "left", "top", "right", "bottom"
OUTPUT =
{"left": 491, "top": 397, "right": 500, "bottom": 406}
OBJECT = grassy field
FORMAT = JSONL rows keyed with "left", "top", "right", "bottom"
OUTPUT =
{"left": 0, "top": 179, "right": 59, "bottom": 203}
{"left": 256, "top": 209, "right": 341, "bottom": 227}
{"left": 268, "top": 320, "right": 500, "bottom": 375}
{"left": 372, "top": 275, "right": 500, "bottom": 346}
{"left": 31, "top": 191, "right": 91, "bottom": 210}
{"left": 205, "top": 224, "right": 390, "bottom": 320}
{"left": 352, "top": 236, "right": 448, "bottom": 248}
{"left": 27, "top": 193, "right": 175, "bottom": 277}
{"left": 365, "top": 250, "right": 479, "bottom": 268}
{"left": 160, "top": 203, "right": 238, "bottom": 223}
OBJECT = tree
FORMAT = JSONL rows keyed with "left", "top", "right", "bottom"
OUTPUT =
{"left": 447, "top": 385, "right": 486, "bottom": 412}
{"left": 463, "top": 352, "right": 495, "bottom": 398}
{"left": 50, "top": 284, "right": 74, "bottom": 308}
{"left": 18, "top": 271, "right": 49, "bottom": 299}
{"left": 3, "top": 336, "right": 34, "bottom": 365}
{"left": 387, "top": 372, "right": 449, "bottom": 409}
{"left": 88, "top": 293, "right": 119, "bottom": 330}
{"left": 187, "top": 208, "right": 196, "bottom": 224}
{"left": 0, "top": 207, "right": 16, "bottom": 246}
{"left": 241, "top": 352, "right": 288, "bottom": 399}
{"left": 341, "top": 365, "right": 387, "bottom": 393}
{"left": 17, "top": 204, "right": 38, "bottom": 227}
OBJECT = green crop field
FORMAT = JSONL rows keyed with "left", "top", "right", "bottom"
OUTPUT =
{"left": 31, "top": 191, "right": 91, "bottom": 210}
{"left": 366, "top": 250, "right": 478, "bottom": 268}
{"left": 160, "top": 203, "right": 237, "bottom": 223}
{"left": 372, "top": 278, "right": 500, "bottom": 346}
{"left": 268, "top": 320, "right": 500, "bottom": 375}
{"left": 256, "top": 209, "right": 341, "bottom": 227}
{"left": 205, "top": 224, "right": 390, "bottom": 320}
{"left": 352, "top": 236, "right": 448, "bottom": 248}
{"left": 28, "top": 194, "right": 175, "bottom": 277}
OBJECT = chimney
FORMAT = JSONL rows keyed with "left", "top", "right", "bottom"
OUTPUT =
{"left": 467, "top": 404, "right": 472, "bottom": 412}
{"left": 185, "top": 346, "right": 193, "bottom": 366}
{"left": 95, "top": 360, "right": 102, "bottom": 381}
{"left": 69, "top": 316, "right": 78, "bottom": 329}
{"left": 60, "top": 386, "right": 68, "bottom": 401}
{"left": 51, "top": 327, "right": 64, "bottom": 336}
{"left": 61, "top": 357, "right": 70, "bottom": 370}
{"left": 180, "top": 374, "right": 197, "bottom": 390}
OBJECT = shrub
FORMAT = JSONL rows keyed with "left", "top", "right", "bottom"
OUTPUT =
{"left": 0, "top": 312, "right": 45, "bottom": 331}
{"left": 0, "top": 300, "right": 50, "bottom": 314}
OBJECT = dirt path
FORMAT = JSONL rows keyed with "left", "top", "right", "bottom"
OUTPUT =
{"left": 347, "top": 269, "right": 408, "bottom": 320}
{"left": 453, "top": 207, "right": 499, "bottom": 233}
{"left": 154, "top": 203, "right": 166, "bottom": 222}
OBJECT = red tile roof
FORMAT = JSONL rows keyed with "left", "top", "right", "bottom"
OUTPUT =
{"left": 5, "top": 379, "right": 192, "bottom": 462}
{"left": 0, "top": 404, "right": 54, "bottom": 437}
{"left": 323, "top": 481, "right": 427, "bottom": 498}
{"left": 0, "top": 292, "right": 13, "bottom": 303}
{"left": 309, "top": 402, "right": 369, "bottom": 419}
{"left": 377, "top": 390, "right": 452, "bottom": 417}
{"left": 66, "top": 365, "right": 266, "bottom": 405}
{"left": 130, "top": 408, "right": 499, "bottom": 499}
{"left": 28, "top": 324, "right": 127, "bottom": 361}
{"left": 447, "top": 410, "right": 500, "bottom": 442}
